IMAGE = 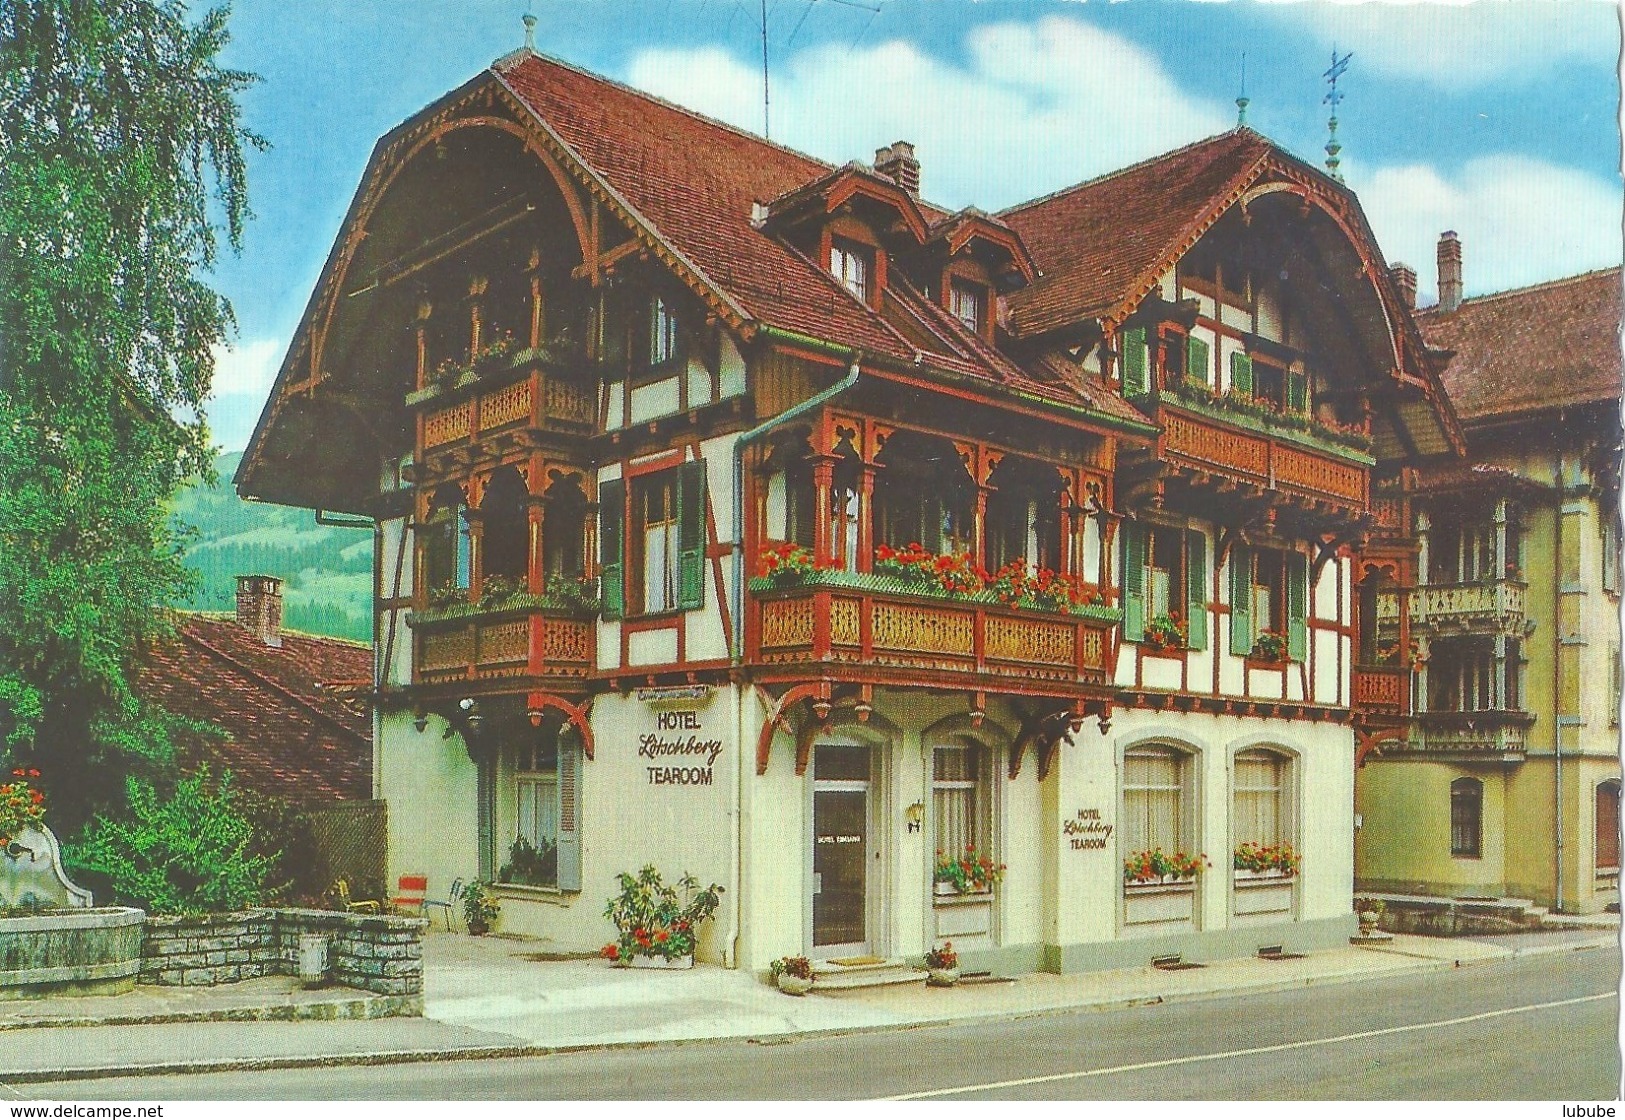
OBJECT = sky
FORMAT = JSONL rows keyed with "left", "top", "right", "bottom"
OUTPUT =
{"left": 204, "top": 0, "right": 1624, "bottom": 454}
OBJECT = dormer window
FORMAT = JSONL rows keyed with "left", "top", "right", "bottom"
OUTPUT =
{"left": 950, "top": 279, "right": 986, "bottom": 335}
{"left": 831, "top": 240, "right": 872, "bottom": 303}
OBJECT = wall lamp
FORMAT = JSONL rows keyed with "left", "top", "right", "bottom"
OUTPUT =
{"left": 905, "top": 801, "right": 925, "bottom": 833}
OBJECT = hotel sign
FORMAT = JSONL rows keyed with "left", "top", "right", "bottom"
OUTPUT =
{"left": 1064, "top": 807, "right": 1113, "bottom": 851}
{"left": 640, "top": 708, "right": 724, "bottom": 787}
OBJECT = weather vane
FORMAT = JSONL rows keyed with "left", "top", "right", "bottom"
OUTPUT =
{"left": 1236, "top": 52, "right": 1248, "bottom": 128}
{"left": 1323, "top": 48, "right": 1352, "bottom": 183}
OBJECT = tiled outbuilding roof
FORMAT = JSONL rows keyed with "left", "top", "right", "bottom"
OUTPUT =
{"left": 136, "top": 615, "right": 372, "bottom": 803}
{"left": 1415, "top": 267, "right": 1622, "bottom": 423}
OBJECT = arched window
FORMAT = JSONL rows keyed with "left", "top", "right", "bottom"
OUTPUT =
{"left": 1123, "top": 746, "right": 1193, "bottom": 858}
{"left": 932, "top": 742, "right": 990, "bottom": 869}
{"left": 480, "top": 467, "right": 530, "bottom": 587}
{"left": 542, "top": 475, "right": 588, "bottom": 583}
{"left": 422, "top": 483, "right": 471, "bottom": 595}
{"left": 1596, "top": 780, "right": 1620, "bottom": 874}
{"left": 1450, "top": 777, "right": 1483, "bottom": 859}
{"left": 984, "top": 456, "right": 1064, "bottom": 575}
{"left": 1234, "top": 749, "right": 1293, "bottom": 853}
{"left": 873, "top": 430, "right": 975, "bottom": 557}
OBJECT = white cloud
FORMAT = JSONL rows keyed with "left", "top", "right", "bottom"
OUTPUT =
{"left": 627, "top": 15, "right": 1233, "bottom": 211}
{"left": 1355, "top": 155, "right": 1623, "bottom": 302}
{"left": 208, "top": 336, "right": 282, "bottom": 453}
{"left": 1259, "top": 0, "right": 1618, "bottom": 89}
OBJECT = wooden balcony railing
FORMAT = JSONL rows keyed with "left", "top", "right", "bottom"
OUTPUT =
{"left": 1409, "top": 710, "right": 1534, "bottom": 755}
{"left": 1156, "top": 399, "right": 1370, "bottom": 509}
{"left": 411, "top": 602, "right": 595, "bottom": 685}
{"left": 746, "top": 574, "right": 1119, "bottom": 692}
{"left": 1352, "top": 664, "right": 1410, "bottom": 718}
{"left": 1378, "top": 580, "right": 1526, "bottom": 634}
{"left": 410, "top": 360, "right": 596, "bottom": 452}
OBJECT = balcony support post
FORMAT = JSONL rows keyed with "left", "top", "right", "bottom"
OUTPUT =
{"left": 811, "top": 456, "right": 835, "bottom": 568}
{"left": 526, "top": 498, "right": 546, "bottom": 596}
{"left": 856, "top": 466, "right": 875, "bottom": 573}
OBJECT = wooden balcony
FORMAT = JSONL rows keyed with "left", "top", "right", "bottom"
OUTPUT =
{"left": 1152, "top": 393, "right": 1371, "bottom": 511}
{"left": 1407, "top": 710, "right": 1535, "bottom": 757}
{"left": 1352, "top": 665, "right": 1410, "bottom": 719}
{"left": 746, "top": 573, "right": 1119, "bottom": 696}
{"left": 410, "top": 600, "right": 595, "bottom": 686}
{"left": 1377, "top": 580, "right": 1526, "bottom": 635}
{"left": 407, "top": 353, "right": 596, "bottom": 457}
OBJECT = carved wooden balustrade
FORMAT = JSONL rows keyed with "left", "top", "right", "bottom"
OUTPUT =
{"left": 1351, "top": 665, "right": 1410, "bottom": 720}
{"left": 411, "top": 357, "right": 596, "bottom": 456}
{"left": 1378, "top": 580, "right": 1526, "bottom": 636}
{"left": 746, "top": 574, "right": 1119, "bottom": 695}
{"left": 1408, "top": 710, "right": 1534, "bottom": 756}
{"left": 1155, "top": 400, "right": 1370, "bottom": 510}
{"left": 412, "top": 602, "right": 595, "bottom": 686}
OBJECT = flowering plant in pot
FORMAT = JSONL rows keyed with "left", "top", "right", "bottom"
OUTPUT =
{"left": 601, "top": 865, "right": 723, "bottom": 968}
{"left": 1144, "top": 612, "right": 1186, "bottom": 651}
{"left": 756, "top": 542, "right": 827, "bottom": 587}
{"left": 934, "top": 846, "right": 1005, "bottom": 895}
{"left": 769, "top": 955, "right": 814, "bottom": 995}
{"left": 923, "top": 941, "right": 960, "bottom": 986}
{"left": 1233, "top": 842, "right": 1300, "bottom": 876}
{"left": 462, "top": 880, "right": 501, "bottom": 935}
{"left": 1251, "top": 629, "right": 1288, "bottom": 663}
{"left": 1123, "top": 848, "right": 1209, "bottom": 884}
{"left": 0, "top": 769, "right": 45, "bottom": 852}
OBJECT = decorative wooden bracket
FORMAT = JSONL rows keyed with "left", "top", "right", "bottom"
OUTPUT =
{"left": 755, "top": 681, "right": 832, "bottom": 776}
{"left": 1354, "top": 727, "right": 1403, "bottom": 769}
{"left": 526, "top": 692, "right": 595, "bottom": 760}
{"left": 1311, "top": 532, "right": 1347, "bottom": 583}
{"left": 1008, "top": 700, "right": 1092, "bottom": 781}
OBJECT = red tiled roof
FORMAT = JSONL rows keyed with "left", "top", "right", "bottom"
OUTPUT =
{"left": 1000, "top": 131, "right": 1273, "bottom": 337}
{"left": 136, "top": 616, "right": 372, "bottom": 803}
{"left": 1415, "top": 267, "right": 1622, "bottom": 423}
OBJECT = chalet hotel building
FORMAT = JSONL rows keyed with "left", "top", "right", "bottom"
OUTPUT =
{"left": 238, "top": 43, "right": 1476, "bottom": 975}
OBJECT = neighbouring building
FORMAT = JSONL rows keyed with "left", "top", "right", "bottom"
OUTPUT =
{"left": 235, "top": 44, "right": 1460, "bottom": 973}
{"left": 1354, "top": 255, "right": 1622, "bottom": 914}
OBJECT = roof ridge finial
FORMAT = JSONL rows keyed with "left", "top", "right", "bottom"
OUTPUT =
{"left": 1236, "top": 52, "right": 1249, "bottom": 128}
{"left": 1323, "top": 47, "right": 1352, "bottom": 183}
{"left": 522, "top": 7, "right": 537, "bottom": 53}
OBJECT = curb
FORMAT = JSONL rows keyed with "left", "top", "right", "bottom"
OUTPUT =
{"left": 0, "top": 993, "right": 418, "bottom": 1034}
{"left": 2, "top": 938, "right": 1612, "bottom": 1085}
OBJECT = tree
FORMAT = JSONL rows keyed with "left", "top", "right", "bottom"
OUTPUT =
{"left": 0, "top": 1, "right": 262, "bottom": 828}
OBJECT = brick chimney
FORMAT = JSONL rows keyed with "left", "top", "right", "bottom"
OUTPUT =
{"left": 1437, "top": 231, "right": 1463, "bottom": 313}
{"left": 874, "top": 141, "right": 920, "bottom": 198}
{"left": 1390, "top": 263, "right": 1418, "bottom": 310}
{"left": 236, "top": 575, "right": 284, "bottom": 648}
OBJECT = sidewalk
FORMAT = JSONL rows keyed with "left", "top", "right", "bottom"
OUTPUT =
{"left": 1, "top": 924, "right": 1615, "bottom": 1085}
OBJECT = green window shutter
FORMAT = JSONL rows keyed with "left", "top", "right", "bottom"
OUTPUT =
{"left": 1185, "top": 530, "right": 1208, "bottom": 651}
{"left": 1229, "top": 544, "right": 1254, "bottom": 657}
{"left": 555, "top": 732, "right": 581, "bottom": 892}
{"left": 1121, "top": 327, "right": 1148, "bottom": 397}
{"left": 599, "top": 477, "right": 625, "bottom": 620}
{"left": 677, "top": 460, "right": 707, "bottom": 611}
{"left": 1286, "top": 370, "right": 1309, "bottom": 413}
{"left": 1186, "top": 335, "right": 1211, "bottom": 387}
{"left": 1286, "top": 550, "right": 1309, "bottom": 662}
{"left": 1121, "top": 522, "right": 1146, "bottom": 642}
{"left": 1230, "top": 351, "right": 1253, "bottom": 398}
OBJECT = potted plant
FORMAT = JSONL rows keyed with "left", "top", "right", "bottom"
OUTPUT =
{"left": 1251, "top": 630, "right": 1288, "bottom": 663}
{"left": 923, "top": 942, "right": 959, "bottom": 987}
{"left": 0, "top": 768, "right": 46, "bottom": 856}
{"left": 756, "top": 542, "right": 824, "bottom": 588}
{"left": 1355, "top": 897, "right": 1386, "bottom": 935}
{"left": 1144, "top": 612, "right": 1186, "bottom": 651}
{"left": 934, "top": 846, "right": 1006, "bottom": 895}
{"left": 462, "top": 879, "right": 501, "bottom": 935}
{"left": 601, "top": 865, "right": 724, "bottom": 969}
{"left": 1123, "top": 848, "right": 1209, "bottom": 885}
{"left": 1233, "top": 841, "right": 1300, "bottom": 878}
{"left": 769, "top": 955, "right": 814, "bottom": 996}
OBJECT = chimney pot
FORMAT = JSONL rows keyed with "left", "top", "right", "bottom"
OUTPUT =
{"left": 1390, "top": 263, "right": 1418, "bottom": 311}
{"left": 1437, "top": 231, "right": 1463, "bottom": 313}
{"left": 236, "top": 575, "right": 284, "bottom": 648}
{"left": 874, "top": 140, "right": 920, "bottom": 199}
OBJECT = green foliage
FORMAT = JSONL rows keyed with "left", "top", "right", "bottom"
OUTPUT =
{"left": 462, "top": 880, "right": 501, "bottom": 928}
{"left": 0, "top": 1, "right": 262, "bottom": 826}
{"left": 499, "top": 835, "right": 557, "bottom": 888}
{"left": 64, "top": 768, "right": 277, "bottom": 915}
{"left": 601, "top": 866, "right": 723, "bottom": 962}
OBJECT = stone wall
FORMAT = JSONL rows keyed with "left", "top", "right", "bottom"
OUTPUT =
{"left": 141, "top": 908, "right": 424, "bottom": 995}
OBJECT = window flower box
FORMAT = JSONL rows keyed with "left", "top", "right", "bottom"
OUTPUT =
{"left": 1123, "top": 878, "right": 1197, "bottom": 927}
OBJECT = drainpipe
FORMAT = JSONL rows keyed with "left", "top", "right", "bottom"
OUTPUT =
{"left": 725, "top": 336, "right": 862, "bottom": 969}
{"left": 1554, "top": 454, "right": 1567, "bottom": 913}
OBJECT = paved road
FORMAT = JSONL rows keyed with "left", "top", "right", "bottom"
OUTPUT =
{"left": 11, "top": 946, "right": 1619, "bottom": 1101}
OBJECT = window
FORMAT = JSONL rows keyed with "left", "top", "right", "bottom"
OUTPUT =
{"left": 480, "top": 467, "right": 530, "bottom": 585}
{"left": 1122, "top": 524, "right": 1208, "bottom": 650}
{"left": 598, "top": 463, "right": 706, "bottom": 620}
{"left": 933, "top": 745, "right": 989, "bottom": 869}
{"left": 949, "top": 280, "right": 986, "bottom": 334}
{"left": 421, "top": 484, "right": 471, "bottom": 596}
{"left": 1427, "top": 638, "right": 1497, "bottom": 713}
{"left": 1450, "top": 777, "right": 1482, "bottom": 859}
{"left": 830, "top": 241, "right": 871, "bottom": 303}
{"left": 1123, "top": 747, "right": 1191, "bottom": 856}
{"left": 872, "top": 430, "right": 975, "bottom": 556}
{"left": 1429, "top": 511, "right": 1497, "bottom": 584}
{"left": 983, "top": 457, "right": 1063, "bottom": 574}
{"left": 1597, "top": 780, "right": 1620, "bottom": 873}
{"left": 1233, "top": 750, "right": 1290, "bottom": 850}
{"left": 1228, "top": 546, "right": 1307, "bottom": 661}
{"left": 647, "top": 296, "right": 683, "bottom": 368}
{"left": 1603, "top": 514, "right": 1619, "bottom": 595}
{"left": 509, "top": 736, "right": 559, "bottom": 887}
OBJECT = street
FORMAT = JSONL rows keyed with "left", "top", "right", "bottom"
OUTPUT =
{"left": 13, "top": 945, "right": 1618, "bottom": 1101}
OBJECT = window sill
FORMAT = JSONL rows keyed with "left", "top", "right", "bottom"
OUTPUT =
{"left": 932, "top": 888, "right": 995, "bottom": 905}
{"left": 1139, "top": 643, "right": 1188, "bottom": 660}
{"left": 493, "top": 882, "right": 573, "bottom": 902}
{"left": 1244, "top": 656, "right": 1295, "bottom": 670}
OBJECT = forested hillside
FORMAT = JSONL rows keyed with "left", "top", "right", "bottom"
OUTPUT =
{"left": 172, "top": 452, "right": 373, "bottom": 642}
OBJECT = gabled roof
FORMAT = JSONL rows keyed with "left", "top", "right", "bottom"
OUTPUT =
{"left": 1415, "top": 267, "right": 1622, "bottom": 423}
{"left": 761, "top": 161, "right": 933, "bottom": 243}
{"left": 1000, "top": 130, "right": 1275, "bottom": 337}
{"left": 136, "top": 615, "right": 372, "bottom": 803}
